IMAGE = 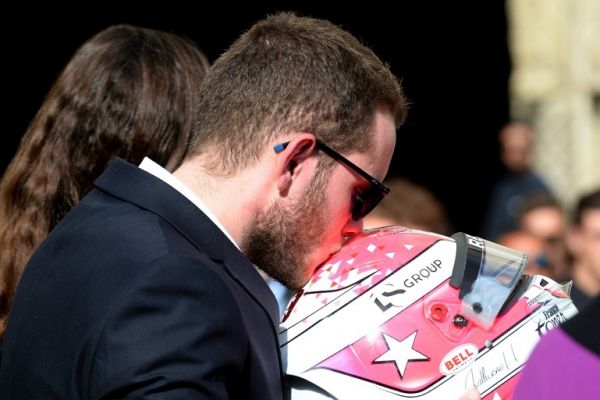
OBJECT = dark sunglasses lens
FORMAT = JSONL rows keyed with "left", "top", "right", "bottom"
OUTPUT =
{"left": 352, "top": 188, "right": 385, "bottom": 221}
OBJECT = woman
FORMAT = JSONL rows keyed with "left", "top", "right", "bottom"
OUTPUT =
{"left": 0, "top": 24, "right": 209, "bottom": 338}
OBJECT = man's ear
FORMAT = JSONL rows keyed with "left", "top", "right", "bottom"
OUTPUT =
{"left": 275, "top": 133, "right": 317, "bottom": 196}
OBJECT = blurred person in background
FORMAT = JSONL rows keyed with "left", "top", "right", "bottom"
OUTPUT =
{"left": 363, "top": 177, "right": 450, "bottom": 234}
{"left": 498, "top": 230, "right": 551, "bottom": 277}
{"left": 482, "top": 122, "right": 553, "bottom": 241}
{"left": 519, "top": 195, "right": 570, "bottom": 282}
{"left": 566, "top": 188, "right": 600, "bottom": 310}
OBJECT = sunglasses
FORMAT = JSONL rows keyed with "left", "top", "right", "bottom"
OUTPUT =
{"left": 274, "top": 139, "right": 390, "bottom": 221}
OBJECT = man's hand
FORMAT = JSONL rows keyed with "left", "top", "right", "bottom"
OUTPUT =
{"left": 458, "top": 387, "right": 481, "bottom": 400}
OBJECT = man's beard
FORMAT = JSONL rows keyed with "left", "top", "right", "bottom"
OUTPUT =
{"left": 241, "top": 173, "right": 329, "bottom": 291}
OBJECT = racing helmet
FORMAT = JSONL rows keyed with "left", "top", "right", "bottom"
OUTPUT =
{"left": 280, "top": 226, "right": 577, "bottom": 399}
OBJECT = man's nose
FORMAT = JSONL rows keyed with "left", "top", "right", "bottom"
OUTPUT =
{"left": 342, "top": 218, "right": 363, "bottom": 240}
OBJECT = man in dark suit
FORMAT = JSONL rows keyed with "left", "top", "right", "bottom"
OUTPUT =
{"left": 0, "top": 13, "right": 407, "bottom": 399}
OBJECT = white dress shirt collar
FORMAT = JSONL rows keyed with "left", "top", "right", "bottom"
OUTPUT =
{"left": 139, "top": 157, "right": 240, "bottom": 250}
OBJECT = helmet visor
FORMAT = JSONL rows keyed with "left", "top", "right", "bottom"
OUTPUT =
{"left": 451, "top": 232, "right": 527, "bottom": 329}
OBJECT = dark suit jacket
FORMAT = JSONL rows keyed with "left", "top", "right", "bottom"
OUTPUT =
{"left": 0, "top": 158, "right": 285, "bottom": 399}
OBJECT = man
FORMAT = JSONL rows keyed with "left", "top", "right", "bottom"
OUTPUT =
{"left": 519, "top": 195, "right": 570, "bottom": 282}
{"left": 567, "top": 188, "right": 600, "bottom": 310}
{"left": 483, "top": 122, "right": 553, "bottom": 241}
{"left": 498, "top": 230, "right": 550, "bottom": 277}
{"left": 0, "top": 13, "right": 406, "bottom": 399}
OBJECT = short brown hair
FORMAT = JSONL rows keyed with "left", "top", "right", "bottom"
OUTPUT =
{"left": 573, "top": 188, "right": 600, "bottom": 225}
{"left": 187, "top": 12, "right": 407, "bottom": 174}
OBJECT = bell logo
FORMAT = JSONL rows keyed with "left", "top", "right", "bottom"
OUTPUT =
{"left": 439, "top": 344, "right": 479, "bottom": 375}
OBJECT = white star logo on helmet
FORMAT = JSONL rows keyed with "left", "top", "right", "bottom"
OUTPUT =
{"left": 373, "top": 331, "right": 429, "bottom": 378}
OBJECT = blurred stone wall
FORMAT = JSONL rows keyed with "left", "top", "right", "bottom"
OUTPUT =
{"left": 507, "top": 0, "right": 600, "bottom": 210}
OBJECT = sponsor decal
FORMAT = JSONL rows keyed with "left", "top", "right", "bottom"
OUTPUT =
{"left": 373, "top": 331, "right": 429, "bottom": 378}
{"left": 371, "top": 259, "right": 443, "bottom": 311}
{"left": 464, "top": 343, "right": 519, "bottom": 389}
{"left": 535, "top": 304, "right": 567, "bottom": 337}
{"left": 440, "top": 343, "right": 479, "bottom": 375}
{"left": 466, "top": 235, "right": 485, "bottom": 250}
{"left": 526, "top": 291, "right": 549, "bottom": 307}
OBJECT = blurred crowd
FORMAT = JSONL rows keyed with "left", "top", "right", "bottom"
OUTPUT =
{"left": 364, "top": 122, "right": 599, "bottom": 312}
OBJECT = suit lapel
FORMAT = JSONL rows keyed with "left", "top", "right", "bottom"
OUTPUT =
{"left": 94, "top": 158, "right": 281, "bottom": 327}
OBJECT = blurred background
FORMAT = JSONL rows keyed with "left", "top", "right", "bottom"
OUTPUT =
{"left": 3, "top": 0, "right": 599, "bottom": 236}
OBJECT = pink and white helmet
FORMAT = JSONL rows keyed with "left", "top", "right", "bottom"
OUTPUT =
{"left": 280, "top": 226, "right": 577, "bottom": 399}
